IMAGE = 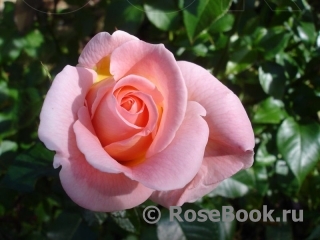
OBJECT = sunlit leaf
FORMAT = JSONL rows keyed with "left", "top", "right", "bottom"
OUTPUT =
{"left": 259, "top": 62, "right": 287, "bottom": 99}
{"left": 183, "top": 0, "right": 232, "bottom": 41}
{"left": 277, "top": 118, "right": 320, "bottom": 185}
{"left": 209, "top": 13, "right": 234, "bottom": 34}
{"left": 297, "top": 21, "right": 316, "bottom": 44}
{"left": 144, "top": 0, "right": 179, "bottom": 31}
{"left": 253, "top": 97, "right": 287, "bottom": 124}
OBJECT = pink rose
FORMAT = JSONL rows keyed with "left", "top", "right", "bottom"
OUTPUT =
{"left": 38, "top": 31, "right": 254, "bottom": 212}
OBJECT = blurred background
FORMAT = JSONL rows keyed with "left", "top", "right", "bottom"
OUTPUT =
{"left": 0, "top": 0, "right": 320, "bottom": 239}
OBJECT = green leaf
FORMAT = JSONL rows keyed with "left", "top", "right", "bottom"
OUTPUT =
{"left": 111, "top": 208, "right": 141, "bottom": 234}
{"left": 277, "top": 118, "right": 320, "bottom": 185}
{"left": 254, "top": 165, "right": 269, "bottom": 196}
{"left": 144, "top": 0, "right": 179, "bottom": 31}
{"left": 256, "top": 141, "right": 277, "bottom": 166}
{"left": 140, "top": 224, "right": 158, "bottom": 240}
{"left": 264, "top": 0, "right": 301, "bottom": 11}
{"left": 253, "top": 97, "right": 287, "bottom": 124}
{"left": 226, "top": 48, "right": 257, "bottom": 74}
{"left": 24, "top": 29, "right": 44, "bottom": 57}
{"left": 0, "top": 143, "right": 55, "bottom": 192}
{"left": 225, "top": 34, "right": 257, "bottom": 74}
{"left": 306, "top": 225, "right": 320, "bottom": 240}
{"left": 47, "top": 212, "right": 82, "bottom": 240}
{"left": 218, "top": 219, "right": 236, "bottom": 240}
{"left": 317, "top": 31, "right": 320, "bottom": 48}
{"left": 83, "top": 210, "right": 107, "bottom": 226}
{"left": 265, "top": 223, "right": 293, "bottom": 240}
{"left": 183, "top": 0, "right": 232, "bottom": 41}
{"left": 104, "top": 0, "right": 144, "bottom": 35}
{"left": 232, "top": 169, "right": 256, "bottom": 188}
{"left": 209, "top": 13, "right": 234, "bottom": 34}
{"left": 258, "top": 62, "right": 287, "bottom": 99}
{"left": 274, "top": 160, "right": 300, "bottom": 196}
{"left": 256, "top": 27, "right": 291, "bottom": 60}
{"left": 275, "top": 160, "right": 289, "bottom": 176}
{"left": 0, "top": 140, "right": 18, "bottom": 170}
{"left": 0, "top": 140, "right": 17, "bottom": 155}
{"left": 0, "top": 81, "right": 18, "bottom": 139}
{"left": 157, "top": 203, "right": 222, "bottom": 240}
{"left": 210, "top": 176, "right": 250, "bottom": 198}
{"left": 18, "top": 87, "right": 43, "bottom": 129}
{"left": 192, "top": 43, "right": 208, "bottom": 57}
{"left": 297, "top": 21, "right": 316, "bottom": 44}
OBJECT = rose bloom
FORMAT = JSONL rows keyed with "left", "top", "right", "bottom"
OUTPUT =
{"left": 38, "top": 31, "right": 254, "bottom": 212}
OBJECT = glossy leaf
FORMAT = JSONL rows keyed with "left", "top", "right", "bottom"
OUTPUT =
{"left": 277, "top": 118, "right": 320, "bottom": 185}
{"left": 83, "top": 210, "right": 107, "bottom": 226}
{"left": 253, "top": 97, "right": 287, "bottom": 124}
{"left": 183, "top": 0, "right": 232, "bottom": 41}
{"left": 257, "top": 27, "right": 291, "bottom": 59}
{"left": 210, "top": 176, "right": 250, "bottom": 198}
{"left": 209, "top": 13, "right": 234, "bottom": 34}
{"left": 111, "top": 209, "right": 141, "bottom": 234}
{"left": 256, "top": 141, "right": 277, "bottom": 166}
{"left": 259, "top": 62, "right": 287, "bottom": 99}
{"left": 297, "top": 21, "right": 316, "bottom": 44}
{"left": 144, "top": 0, "right": 179, "bottom": 31}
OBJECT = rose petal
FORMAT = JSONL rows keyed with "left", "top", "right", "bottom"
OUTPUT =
{"left": 177, "top": 61, "right": 255, "bottom": 167}
{"left": 92, "top": 90, "right": 141, "bottom": 145}
{"left": 122, "top": 91, "right": 159, "bottom": 134}
{"left": 38, "top": 66, "right": 96, "bottom": 168}
{"left": 150, "top": 141, "right": 254, "bottom": 207}
{"left": 125, "top": 101, "right": 209, "bottom": 191}
{"left": 150, "top": 168, "right": 220, "bottom": 208}
{"left": 110, "top": 40, "right": 188, "bottom": 157}
{"left": 78, "top": 31, "right": 138, "bottom": 69}
{"left": 117, "top": 95, "right": 147, "bottom": 126}
{"left": 59, "top": 154, "right": 153, "bottom": 212}
{"left": 149, "top": 61, "right": 255, "bottom": 207}
{"left": 114, "top": 74, "right": 163, "bottom": 105}
{"left": 86, "top": 77, "right": 115, "bottom": 117}
{"left": 73, "top": 106, "right": 127, "bottom": 173}
{"left": 105, "top": 134, "right": 153, "bottom": 162}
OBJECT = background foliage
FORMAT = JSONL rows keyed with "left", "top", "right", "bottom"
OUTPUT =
{"left": 0, "top": 0, "right": 320, "bottom": 239}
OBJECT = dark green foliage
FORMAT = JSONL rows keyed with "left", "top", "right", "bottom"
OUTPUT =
{"left": 0, "top": 0, "right": 319, "bottom": 239}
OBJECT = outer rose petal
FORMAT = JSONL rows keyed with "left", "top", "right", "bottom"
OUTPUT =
{"left": 151, "top": 62, "right": 255, "bottom": 207}
{"left": 38, "top": 65, "right": 96, "bottom": 168}
{"left": 150, "top": 171, "right": 220, "bottom": 207}
{"left": 177, "top": 61, "right": 255, "bottom": 157}
{"left": 38, "top": 65, "right": 151, "bottom": 212}
{"left": 150, "top": 142, "right": 254, "bottom": 207}
{"left": 110, "top": 40, "right": 188, "bottom": 157}
{"left": 59, "top": 150, "right": 153, "bottom": 212}
{"left": 78, "top": 31, "right": 138, "bottom": 68}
